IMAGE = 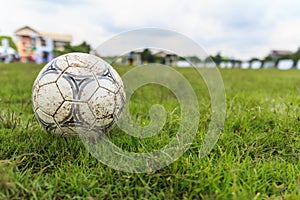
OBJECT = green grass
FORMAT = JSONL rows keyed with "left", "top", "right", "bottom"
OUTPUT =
{"left": 0, "top": 63, "right": 300, "bottom": 199}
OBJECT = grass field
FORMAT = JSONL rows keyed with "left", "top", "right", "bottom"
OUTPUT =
{"left": 0, "top": 63, "right": 299, "bottom": 199}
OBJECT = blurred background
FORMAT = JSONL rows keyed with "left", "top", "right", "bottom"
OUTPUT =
{"left": 0, "top": 0, "right": 300, "bottom": 69}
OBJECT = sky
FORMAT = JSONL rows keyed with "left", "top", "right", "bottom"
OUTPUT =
{"left": 1, "top": 0, "right": 300, "bottom": 60}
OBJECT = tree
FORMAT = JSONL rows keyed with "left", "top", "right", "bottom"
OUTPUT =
{"left": 263, "top": 55, "right": 274, "bottom": 62}
{"left": 249, "top": 57, "right": 260, "bottom": 62}
{"left": 54, "top": 41, "right": 91, "bottom": 56}
{"left": 70, "top": 41, "right": 91, "bottom": 53}
{"left": 213, "top": 52, "right": 222, "bottom": 66}
{"left": 0, "top": 36, "right": 17, "bottom": 50}
{"left": 186, "top": 56, "right": 201, "bottom": 64}
{"left": 141, "top": 49, "right": 155, "bottom": 63}
{"left": 291, "top": 47, "right": 300, "bottom": 62}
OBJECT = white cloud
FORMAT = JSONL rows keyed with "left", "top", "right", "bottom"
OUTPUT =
{"left": 268, "top": 19, "right": 300, "bottom": 51}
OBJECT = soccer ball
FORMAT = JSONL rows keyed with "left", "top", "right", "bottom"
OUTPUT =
{"left": 32, "top": 53, "right": 125, "bottom": 137}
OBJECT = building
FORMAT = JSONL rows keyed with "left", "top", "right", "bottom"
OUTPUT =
{"left": 268, "top": 50, "right": 293, "bottom": 60}
{"left": 14, "top": 26, "right": 72, "bottom": 63}
{"left": 154, "top": 51, "right": 178, "bottom": 65}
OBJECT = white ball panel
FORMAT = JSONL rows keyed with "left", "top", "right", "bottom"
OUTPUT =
{"left": 79, "top": 80, "right": 99, "bottom": 101}
{"left": 95, "top": 117, "right": 114, "bottom": 127}
{"left": 98, "top": 78, "right": 118, "bottom": 93}
{"left": 66, "top": 53, "right": 97, "bottom": 68}
{"left": 78, "top": 103, "right": 95, "bottom": 125}
{"left": 85, "top": 54, "right": 102, "bottom": 69}
{"left": 35, "top": 61, "right": 54, "bottom": 80}
{"left": 114, "top": 87, "right": 126, "bottom": 118}
{"left": 88, "top": 88, "right": 115, "bottom": 124}
{"left": 110, "top": 67, "right": 123, "bottom": 85}
{"left": 38, "top": 72, "right": 60, "bottom": 86}
{"left": 36, "top": 83, "right": 64, "bottom": 116}
{"left": 59, "top": 127, "right": 77, "bottom": 136}
{"left": 32, "top": 82, "right": 40, "bottom": 112}
{"left": 54, "top": 101, "right": 72, "bottom": 123}
{"left": 64, "top": 67, "right": 93, "bottom": 77}
{"left": 35, "top": 108, "right": 55, "bottom": 124}
{"left": 55, "top": 56, "right": 69, "bottom": 71}
{"left": 56, "top": 77, "right": 73, "bottom": 101}
{"left": 91, "top": 60, "right": 108, "bottom": 75}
